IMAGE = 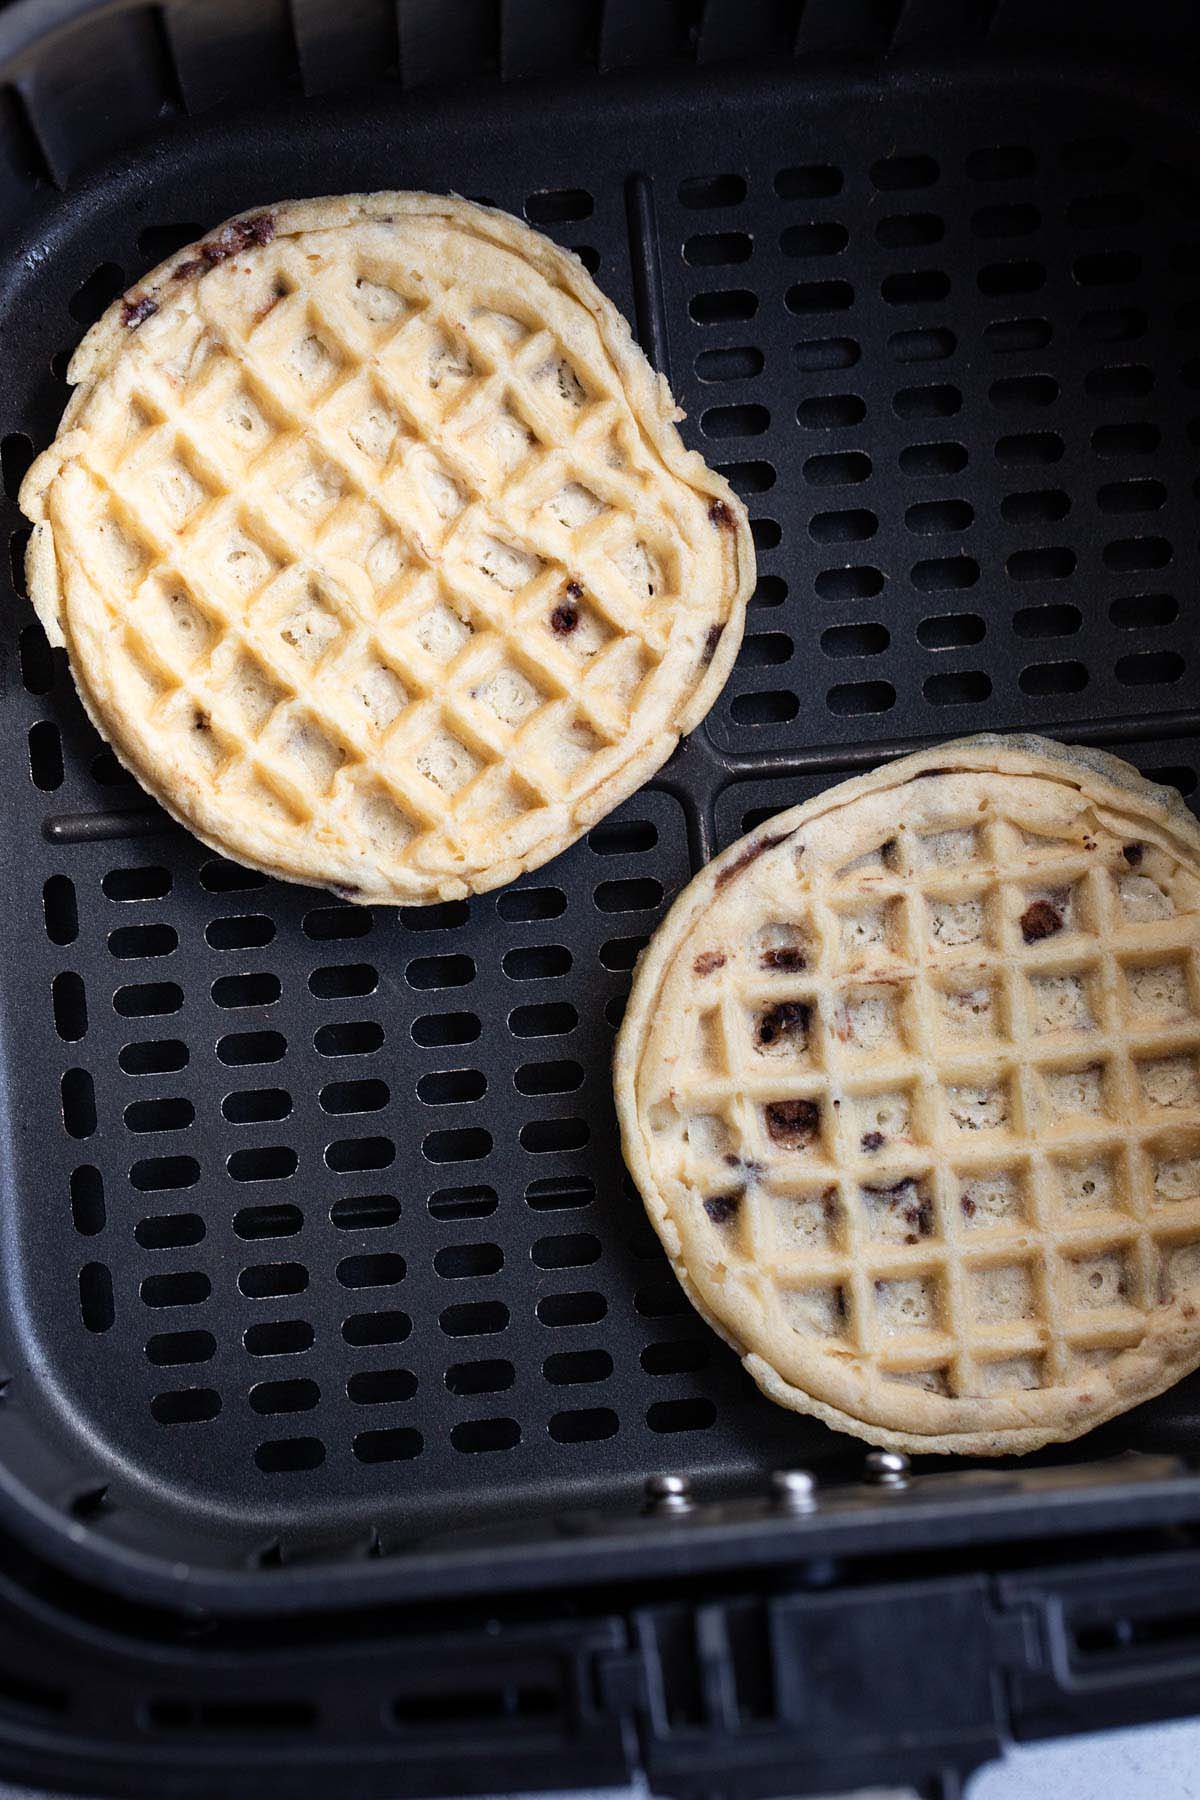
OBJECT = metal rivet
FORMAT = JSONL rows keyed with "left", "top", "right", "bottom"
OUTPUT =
{"left": 864, "top": 1448, "right": 910, "bottom": 1488}
{"left": 644, "top": 1472, "right": 694, "bottom": 1514}
{"left": 770, "top": 1468, "right": 817, "bottom": 1512}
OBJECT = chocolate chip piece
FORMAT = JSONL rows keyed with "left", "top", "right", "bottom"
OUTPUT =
{"left": 708, "top": 498, "right": 734, "bottom": 531}
{"left": 217, "top": 215, "right": 275, "bottom": 259}
{"left": 902, "top": 1199, "right": 934, "bottom": 1238}
{"left": 550, "top": 604, "right": 578, "bottom": 635}
{"left": 757, "top": 1000, "right": 810, "bottom": 1047}
{"left": 693, "top": 950, "right": 726, "bottom": 976}
{"left": 121, "top": 293, "right": 157, "bottom": 328}
{"left": 860, "top": 1130, "right": 884, "bottom": 1153}
{"left": 715, "top": 829, "right": 794, "bottom": 891}
{"left": 173, "top": 257, "right": 207, "bottom": 281}
{"left": 704, "top": 1190, "right": 742, "bottom": 1225}
{"left": 960, "top": 1194, "right": 977, "bottom": 1218}
{"left": 724, "top": 1154, "right": 765, "bottom": 1180}
{"left": 190, "top": 213, "right": 277, "bottom": 272}
{"left": 202, "top": 226, "right": 242, "bottom": 265}
{"left": 760, "top": 945, "right": 807, "bottom": 973}
{"left": 332, "top": 882, "right": 361, "bottom": 899}
{"left": 864, "top": 1176, "right": 917, "bottom": 1201}
{"left": 702, "top": 623, "right": 724, "bottom": 665}
{"left": 765, "top": 1098, "right": 820, "bottom": 1146}
{"left": 564, "top": 579, "right": 583, "bottom": 600}
{"left": 192, "top": 708, "right": 210, "bottom": 733}
{"left": 1123, "top": 842, "right": 1144, "bottom": 867}
{"left": 1020, "top": 898, "right": 1062, "bottom": 943}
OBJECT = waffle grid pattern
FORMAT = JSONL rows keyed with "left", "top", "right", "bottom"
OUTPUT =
{"left": 670, "top": 820, "right": 1200, "bottom": 1399}
{"left": 62, "top": 221, "right": 701, "bottom": 884}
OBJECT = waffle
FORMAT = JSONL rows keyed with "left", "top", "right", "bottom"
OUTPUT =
{"left": 20, "top": 194, "right": 750, "bottom": 902}
{"left": 615, "top": 735, "right": 1200, "bottom": 1454}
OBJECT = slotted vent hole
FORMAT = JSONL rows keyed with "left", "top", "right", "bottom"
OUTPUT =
{"left": 71, "top": 1165, "right": 105, "bottom": 1236}
{"left": 429, "top": 1185, "right": 498, "bottom": 1221}
{"left": 445, "top": 1358, "right": 514, "bottom": 1396}
{"left": 330, "top": 1194, "right": 400, "bottom": 1230}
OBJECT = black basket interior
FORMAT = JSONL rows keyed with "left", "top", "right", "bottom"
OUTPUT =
{"left": 0, "top": 0, "right": 1199, "bottom": 1595}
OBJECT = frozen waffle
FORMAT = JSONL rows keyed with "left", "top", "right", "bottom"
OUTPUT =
{"left": 20, "top": 194, "right": 751, "bottom": 901}
{"left": 615, "top": 736, "right": 1200, "bottom": 1454}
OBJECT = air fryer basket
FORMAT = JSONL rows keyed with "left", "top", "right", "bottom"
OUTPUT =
{"left": 1, "top": 0, "right": 1200, "bottom": 1617}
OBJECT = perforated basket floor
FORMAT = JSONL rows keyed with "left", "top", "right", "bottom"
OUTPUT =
{"left": 1, "top": 47, "right": 1200, "bottom": 1600}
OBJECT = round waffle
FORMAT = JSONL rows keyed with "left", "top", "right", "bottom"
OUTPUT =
{"left": 615, "top": 736, "right": 1200, "bottom": 1454}
{"left": 20, "top": 194, "right": 751, "bottom": 902}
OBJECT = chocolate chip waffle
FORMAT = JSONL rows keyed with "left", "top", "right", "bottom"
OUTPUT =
{"left": 615, "top": 736, "right": 1200, "bottom": 1453}
{"left": 20, "top": 194, "right": 750, "bottom": 901}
